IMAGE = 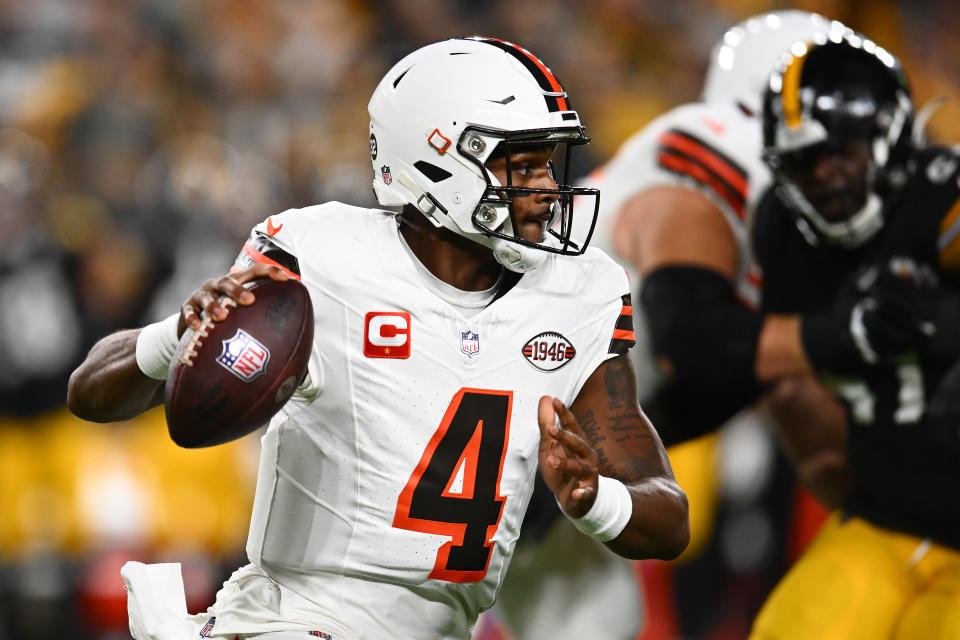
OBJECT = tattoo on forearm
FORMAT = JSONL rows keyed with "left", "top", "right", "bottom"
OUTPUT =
{"left": 603, "top": 358, "right": 634, "bottom": 433}
{"left": 578, "top": 409, "right": 610, "bottom": 468}
{"left": 580, "top": 410, "right": 600, "bottom": 440}
{"left": 603, "top": 358, "right": 631, "bottom": 410}
{"left": 592, "top": 358, "right": 668, "bottom": 482}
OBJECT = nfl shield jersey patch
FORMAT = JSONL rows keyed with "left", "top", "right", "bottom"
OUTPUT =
{"left": 460, "top": 330, "right": 480, "bottom": 357}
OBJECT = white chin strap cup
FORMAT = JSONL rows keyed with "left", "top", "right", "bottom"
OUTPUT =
{"left": 492, "top": 237, "right": 547, "bottom": 273}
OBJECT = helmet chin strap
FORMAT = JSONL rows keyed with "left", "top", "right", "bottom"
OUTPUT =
{"left": 491, "top": 237, "right": 547, "bottom": 272}
{"left": 488, "top": 203, "right": 553, "bottom": 272}
{"left": 784, "top": 178, "right": 884, "bottom": 249}
{"left": 822, "top": 193, "right": 884, "bottom": 248}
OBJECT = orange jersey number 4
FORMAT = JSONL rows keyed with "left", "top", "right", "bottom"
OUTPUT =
{"left": 393, "top": 388, "right": 513, "bottom": 582}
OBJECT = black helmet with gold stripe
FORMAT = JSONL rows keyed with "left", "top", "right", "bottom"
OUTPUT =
{"left": 762, "top": 31, "right": 915, "bottom": 248}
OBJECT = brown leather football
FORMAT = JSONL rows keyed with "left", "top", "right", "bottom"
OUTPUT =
{"left": 165, "top": 277, "right": 314, "bottom": 447}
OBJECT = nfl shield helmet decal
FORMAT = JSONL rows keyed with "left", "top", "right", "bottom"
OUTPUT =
{"left": 522, "top": 331, "right": 576, "bottom": 372}
{"left": 217, "top": 329, "right": 270, "bottom": 381}
{"left": 381, "top": 165, "right": 393, "bottom": 185}
{"left": 460, "top": 329, "right": 480, "bottom": 357}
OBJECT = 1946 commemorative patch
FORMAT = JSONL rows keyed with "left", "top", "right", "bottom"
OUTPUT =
{"left": 521, "top": 331, "right": 576, "bottom": 372}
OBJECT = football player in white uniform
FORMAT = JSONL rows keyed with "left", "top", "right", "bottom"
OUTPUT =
{"left": 597, "top": 10, "right": 847, "bottom": 458}
{"left": 67, "top": 37, "right": 689, "bottom": 640}
{"left": 490, "top": 12, "right": 853, "bottom": 640}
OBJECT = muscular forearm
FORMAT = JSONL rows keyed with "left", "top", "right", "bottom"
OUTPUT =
{"left": 754, "top": 314, "right": 814, "bottom": 382}
{"left": 67, "top": 329, "right": 165, "bottom": 422}
{"left": 584, "top": 400, "right": 689, "bottom": 559}
{"left": 554, "top": 356, "right": 690, "bottom": 560}
{"left": 606, "top": 476, "right": 689, "bottom": 560}
{"left": 762, "top": 375, "right": 852, "bottom": 509}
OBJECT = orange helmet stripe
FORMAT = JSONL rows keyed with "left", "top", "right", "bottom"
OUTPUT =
{"left": 468, "top": 37, "right": 570, "bottom": 112}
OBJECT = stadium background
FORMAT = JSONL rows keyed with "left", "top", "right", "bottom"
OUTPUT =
{"left": 0, "top": 1, "right": 956, "bottom": 638}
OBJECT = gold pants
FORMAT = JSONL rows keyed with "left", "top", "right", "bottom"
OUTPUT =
{"left": 750, "top": 513, "right": 960, "bottom": 640}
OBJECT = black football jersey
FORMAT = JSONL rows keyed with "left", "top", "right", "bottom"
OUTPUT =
{"left": 753, "top": 145, "right": 960, "bottom": 549}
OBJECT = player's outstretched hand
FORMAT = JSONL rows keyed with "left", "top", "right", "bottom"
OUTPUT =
{"left": 855, "top": 257, "right": 937, "bottom": 360}
{"left": 538, "top": 395, "right": 600, "bottom": 518}
{"left": 804, "top": 256, "right": 936, "bottom": 371}
{"left": 179, "top": 264, "right": 289, "bottom": 335}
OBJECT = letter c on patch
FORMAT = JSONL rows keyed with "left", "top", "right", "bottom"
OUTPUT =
{"left": 364, "top": 311, "right": 411, "bottom": 358}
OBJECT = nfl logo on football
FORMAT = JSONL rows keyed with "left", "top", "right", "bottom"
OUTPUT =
{"left": 217, "top": 329, "right": 271, "bottom": 381}
{"left": 460, "top": 330, "right": 480, "bottom": 357}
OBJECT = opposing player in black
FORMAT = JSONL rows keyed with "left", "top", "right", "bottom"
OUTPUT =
{"left": 747, "top": 34, "right": 960, "bottom": 638}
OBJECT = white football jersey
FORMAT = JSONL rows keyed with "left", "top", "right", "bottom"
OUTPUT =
{"left": 586, "top": 101, "right": 770, "bottom": 398}
{"left": 210, "top": 203, "right": 633, "bottom": 639}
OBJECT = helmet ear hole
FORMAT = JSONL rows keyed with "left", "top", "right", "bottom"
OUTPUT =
{"left": 414, "top": 161, "right": 452, "bottom": 183}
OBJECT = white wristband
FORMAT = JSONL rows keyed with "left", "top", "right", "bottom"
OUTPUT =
{"left": 562, "top": 475, "right": 633, "bottom": 542}
{"left": 135, "top": 313, "right": 181, "bottom": 380}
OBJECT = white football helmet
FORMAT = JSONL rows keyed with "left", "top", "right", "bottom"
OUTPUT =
{"left": 701, "top": 10, "right": 844, "bottom": 116}
{"left": 368, "top": 37, "right": 599, "bottom": 272}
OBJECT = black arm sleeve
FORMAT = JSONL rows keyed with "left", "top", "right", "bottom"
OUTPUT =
{"left": 641, "top": 265, "right": 764, "bottom": 391}
{"left": 643, "top": 380, "right": 762, "bottom": 447}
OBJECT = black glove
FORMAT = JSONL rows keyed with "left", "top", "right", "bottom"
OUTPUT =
{"left": 928, "top": 357, "right": 960, "bottom": 460}
{"left": 802, "top": 256, "right": 937, "bottom": 372}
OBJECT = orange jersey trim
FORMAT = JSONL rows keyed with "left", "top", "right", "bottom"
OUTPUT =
{"left": 236, "top": 241, "right": 302, "bottom": 280}
{"left": 938, "top": 198, "right": 960, "bottom": 272}
{"left": 658, "top": 131, "right": 748, "bottom": 201}
{"left": 658, "top": 152, "right": 745, "bottom": 220}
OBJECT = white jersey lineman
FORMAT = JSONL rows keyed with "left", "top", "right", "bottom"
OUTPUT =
{"left": 589, "top": 100, "right": 771, "bottom": 396}
{"left": 191, "top": 202, "right": 633, "bottom": 640}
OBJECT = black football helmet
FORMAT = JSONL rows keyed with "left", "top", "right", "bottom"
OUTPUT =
{"left": 762, "top": 32, "right": 915, "bottom": 248}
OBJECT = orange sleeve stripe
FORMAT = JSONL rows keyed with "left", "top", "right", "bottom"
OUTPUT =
{"left": 940, "top": 244, "right": 960, "bottom": 271}
{"left": 938, "top": 198, "right": 960, "bottom": 271}
{"left": 613, "top": 329, "right": 635, "bottom": 341}
{"left": 658, "top": 131, "right": 748, "bottom": 199}
{"left": 658, "top": 152, "right": 745, "bottom": 219}
{"left": 938, "top": 198, "right": 960, "bottom": 235}
{"left": 241, "top": 241, "right": 301, "bottom": 280}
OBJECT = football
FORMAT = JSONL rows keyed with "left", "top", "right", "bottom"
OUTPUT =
{"left": 165, "top": 277, "right": 314, "bottom": 447}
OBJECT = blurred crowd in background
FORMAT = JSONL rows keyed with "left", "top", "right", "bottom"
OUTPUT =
{"left": 0, "top": 1, "right": 957, "bottom": 638}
